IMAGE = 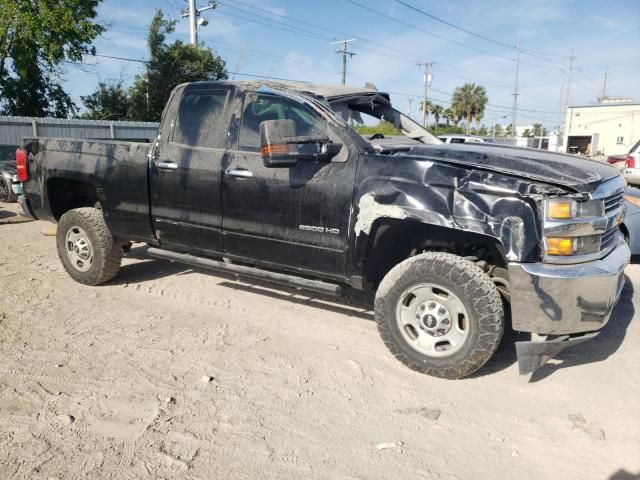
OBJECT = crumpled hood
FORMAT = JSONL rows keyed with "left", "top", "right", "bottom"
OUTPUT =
{"left": 406, "top": 144, "right": 621, "bottom": 192}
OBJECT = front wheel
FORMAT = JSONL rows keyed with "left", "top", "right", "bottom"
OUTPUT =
{"left": 56, "top": 208, "right": 122, "bottom": 285}
{"left": 375, "top": 252, "right": 504, "bottom": 379}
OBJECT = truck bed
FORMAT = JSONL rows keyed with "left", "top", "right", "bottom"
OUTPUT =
{"left": 21, "top": 137, "right": 156, "bottom": 243}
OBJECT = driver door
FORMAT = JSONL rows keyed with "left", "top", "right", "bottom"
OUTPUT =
{"left": 221, "top": 92, "right": 356, "bottom": 276}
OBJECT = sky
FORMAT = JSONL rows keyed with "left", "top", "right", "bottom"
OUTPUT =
{"left": 63, "top": 0, "right": 640, "bottom": 130}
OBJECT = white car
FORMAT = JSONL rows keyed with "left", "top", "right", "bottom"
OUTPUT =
{"left": 622, "top": 139, "right": 640, "bottom": 186}
{"left": 438, "top": 135, "right": 495, "bottom": 144}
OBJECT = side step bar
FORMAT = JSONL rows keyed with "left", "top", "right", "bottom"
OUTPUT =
{"left": 147, "top": 247, "right": 342, "bottom": 296}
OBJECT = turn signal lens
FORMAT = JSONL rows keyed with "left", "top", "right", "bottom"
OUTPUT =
{"left": 260, "top": 144, "right": 289, "bottom": 156}
{"left": 547, "top": 200, "right": 574, "bottom": 219}
{"left": 547, "top": 237, "right": 575, "bottom": 256}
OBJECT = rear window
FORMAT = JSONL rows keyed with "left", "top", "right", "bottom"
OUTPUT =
{"left": 173, "top": 90, "right": 230, "bottom": 149}
{"left": 631, "top": 139, "right": 640, "bottom": 153}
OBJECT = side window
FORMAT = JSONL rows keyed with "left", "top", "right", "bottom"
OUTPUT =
{"left": 238, "top": 93, "right": 326, "bottom": 152}
{"left": 450, "top": 137, "right": 466, "bottom": 143}
{"left": 173, "top": 90, "right": 230, "bottom": 149}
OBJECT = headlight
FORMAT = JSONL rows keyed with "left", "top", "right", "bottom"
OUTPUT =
{"left": 545, "top": 235, "right": 601, "bottom": 256}
{"left": 545, "top": 198, "right": 604, "bottom": 220}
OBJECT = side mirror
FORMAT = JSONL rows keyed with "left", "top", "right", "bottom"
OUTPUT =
{"left": 260, "top": 119, "right": 342, "bottom": 168}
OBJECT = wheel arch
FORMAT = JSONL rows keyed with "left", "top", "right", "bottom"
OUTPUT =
{"left": 361, "top": 217, "right": 508, "bottom": 290}
{"left": 47, "top": 177, "right": 100, "bottom": 220}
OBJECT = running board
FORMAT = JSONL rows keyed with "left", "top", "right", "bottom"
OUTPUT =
{"left": 147, "top": 247, "right": 342, "bottom": 296}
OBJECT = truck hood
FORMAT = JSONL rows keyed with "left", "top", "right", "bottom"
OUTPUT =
{"left": 406, "top": 144, "right": 620, "bottom": 192}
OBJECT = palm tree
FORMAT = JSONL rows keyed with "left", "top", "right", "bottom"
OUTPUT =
{"left": 431, "top": 104, "right": 444, "bottom": 131}
{"left": 444, "top": 107, "right": 459, "bottom": 127}
{"left": 419, "top": 100, "right": 434, "bottom": 127}
{"left": 451, "top": 83, "right": 488, "bottom": 134}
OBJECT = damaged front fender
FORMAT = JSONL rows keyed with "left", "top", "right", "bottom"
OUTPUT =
{"left": 350, "top": 153, "right": 567, "bottom": 276}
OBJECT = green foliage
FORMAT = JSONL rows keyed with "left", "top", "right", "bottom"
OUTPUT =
{"left": 505, "top": 124, "right": 513, "bottom": 137}
{"left": 354, "top": 121, "right": 402, "bottom": 136}
{"left": 444, "top": 107, "right": 459, "bottom": 126}
{"left": 427, "top": 124, "right": 465, "bottom": 135}
{"left": 80, "top": 80, "right": 130, "bottom": 120}
{"left": 492, "top": 124, "right": 503, "bottom": 137}
{"left": 430, "top": 104, "right": 445, "bottom": 131}
{"left": 127, "top": 10, "right": 227, "bottom": 121}
{"left": 532, "top": 122, "right": 548, "bottom": 136}
{"left": 451, "top": 83, "right": 488, "bottom": 134}
{"left": 0, "top": 0, "right": 105, "bottom": 117}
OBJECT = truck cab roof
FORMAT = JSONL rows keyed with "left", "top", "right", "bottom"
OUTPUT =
{"left": 177, "top": 80, "right": 385, "bottom": 103}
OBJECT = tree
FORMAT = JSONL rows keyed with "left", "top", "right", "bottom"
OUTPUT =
{"left": 0, "top": 0, "right": 105, "bottom": 117}
{"left": 478, "top": 125, "right": 488, "bottom": 136}
{"left": 532, "top": 123, "right": 548, "bottom": 136}
{"left": 444, "top": 107, "right": 460, "bottom": 127}
{"left": 505, "top": 124, "right": 513, "bottom": 137}
{"left": 451, "top": 83, "right": 488, "bottom": 134}
{"left": 419, "top": 99, "right": 434, "bottom": 127}
{"left": 522, "top": 128, "right": 533, "bottom": 138}
{"left": 127, "top": 10, "right": 227, "bottom": 121}
{"left": 492, "top": 124, "right": 503, "bottom": 137}
{"left": 80, "top": 80, "right": 130, "bottom": 120}
{"left": 431, "top": 104, "right": 444, "bottom": 131}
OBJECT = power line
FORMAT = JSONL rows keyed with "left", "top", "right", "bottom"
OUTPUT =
{"left": 344, "top": 0, "right": 515, "bottom": 62}
{"left": 393, "top": 0, "right": 514, "bottom": 49}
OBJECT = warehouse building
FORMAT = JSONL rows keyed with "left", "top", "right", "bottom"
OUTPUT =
{"left": 563, "top": 100, "right": 639, "bottom": 157}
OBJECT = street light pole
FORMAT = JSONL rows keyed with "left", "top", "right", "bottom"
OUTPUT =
{"left": 188, "top": 0, "right": 197, "bottom": 45}
{"left": 182, "top": 1, "right": 217, "bottom": 46}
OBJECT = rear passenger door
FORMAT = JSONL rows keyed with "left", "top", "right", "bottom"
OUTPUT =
{"left": 150, "top": 85, "right": 234, "bottom": 254}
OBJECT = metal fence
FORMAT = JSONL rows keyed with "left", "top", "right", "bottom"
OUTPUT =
{"left": 0, "top": 116, "right": 159, "bottom": 158}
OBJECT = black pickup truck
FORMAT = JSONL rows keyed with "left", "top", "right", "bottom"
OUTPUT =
{"left": 16, "top": 81, "right": 630, "bottom": 378}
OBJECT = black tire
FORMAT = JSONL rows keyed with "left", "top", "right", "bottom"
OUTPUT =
{"left": 56, "top": 208, "right": 122, "bottom": 285}
{"left": 0, "top": 175, "right": 17, "bottom": 203}
{"left": 375, "top": 252, "right": 504, "bottom": 379}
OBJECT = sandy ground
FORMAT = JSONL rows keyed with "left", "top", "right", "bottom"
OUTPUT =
{"left": 0, "top": 201, "right": 638, "bottom": 480}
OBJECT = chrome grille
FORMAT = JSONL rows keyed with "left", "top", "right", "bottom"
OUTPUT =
{"left": 604, "top": 191, "right": 624, "bottom": 214}
{"left": 601, "top": 227, "right": 619, "bottom": 252}
{"left": 600, "top": 189, "right": 625, "bottom": 254}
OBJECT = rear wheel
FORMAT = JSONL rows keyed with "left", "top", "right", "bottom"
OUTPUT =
{"left": 375, "top": 252, "right": 504, "bottom": 379}
{"left": 0, "top": 176, "right": 17, "bottom": 203}
{"left": 56, "top": 208, "right": 122, "bottom": 285}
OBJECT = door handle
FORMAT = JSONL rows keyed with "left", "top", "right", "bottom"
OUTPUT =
{"left": 225, "top": 167, "right": 254, "bottom": 179}
{"left": 155, "top": 160, "right": 178, "bottom": 170}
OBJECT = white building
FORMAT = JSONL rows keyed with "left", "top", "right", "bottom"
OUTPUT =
{"left": 563, "top": 102, "right": 639, "bottom": 156}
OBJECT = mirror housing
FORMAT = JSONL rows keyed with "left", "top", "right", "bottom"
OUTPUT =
{"left": 259, "top": 119, "right": 341, "bottom": 168}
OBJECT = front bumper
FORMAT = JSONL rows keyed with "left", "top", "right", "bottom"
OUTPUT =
{"left": 509, "top": 236, "right": 630, "bottom": 335}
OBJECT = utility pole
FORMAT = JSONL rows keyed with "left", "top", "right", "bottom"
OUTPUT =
{"left": 332, "top": 39, "right": 357, "bottom": 85}
{"left": 601, "top": 66, "right": 608, "bottom": 101}
{"left": 182, "top": 1, "right": 217, "bottom": 46}
{"left": 511, "top": 38, "right": 520, "bottom": 139}
{"left": 563, "top": 49, "right": 574, "bottom": 110}
{"left": 407, "top": 98, "right": 414, "bottom": 119}
{"left": 417, "top": 62, "right": 435, "bottom": 128}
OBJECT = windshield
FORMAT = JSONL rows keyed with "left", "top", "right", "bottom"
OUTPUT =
{"left": 327, "top": 93, "right": 441, "bottom": 152}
